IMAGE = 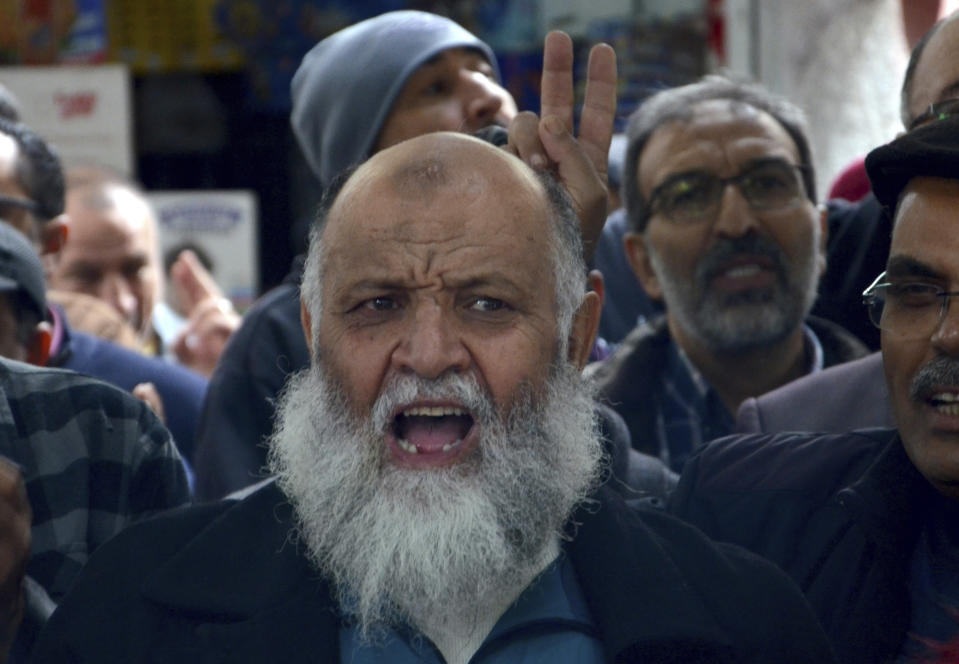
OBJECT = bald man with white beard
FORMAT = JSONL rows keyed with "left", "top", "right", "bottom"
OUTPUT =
{"left": 35, "top": 133, "right": 836, "bottom": 664}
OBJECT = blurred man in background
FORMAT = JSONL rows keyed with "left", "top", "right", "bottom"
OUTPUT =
{"left": 49, "top": 165, "right": 240, "bottom": 377}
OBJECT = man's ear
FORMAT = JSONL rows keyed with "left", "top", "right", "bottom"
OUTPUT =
{"left": 816, "top": 204, "right": 829, "bottom": 277}
{"left": 39, "top": 215, "right": 68, "bottom": 256}
{"left": 300, "top": 299, "right": 314, "bottom": 359}
{"left": 623, "top": 231, "right": 663, "bottom": 300}
{"left": 26, "top": 321, "right": 52, "bottom": 366}
{"left": 568, "top": 289, "right": 601, "bottom": 370}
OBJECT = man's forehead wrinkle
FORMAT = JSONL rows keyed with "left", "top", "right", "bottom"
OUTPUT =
{"left": 690, "top": 98, "right": 763, "bottom": 124}
{"left": 389, "top": 157, "right": 452, "bottom": 200}
{"left": 654, "top": 107, "right": 799, "bottom": 177}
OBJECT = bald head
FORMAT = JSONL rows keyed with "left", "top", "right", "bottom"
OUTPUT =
{"left": 305, "top": 132, "right": 584, "bottom": 323}
{"left": 324, "top": 133, "right": 545, "bottom": 239}
{"left": 300, "top": 132, "right": 596, "bottom": 400}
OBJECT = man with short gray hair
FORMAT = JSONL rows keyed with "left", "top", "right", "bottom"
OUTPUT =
{"left": 672, "top": 114, "right": 959, "bottom": 664}
{"left": 592, "top": 75, "right": 866, "bottom": 472}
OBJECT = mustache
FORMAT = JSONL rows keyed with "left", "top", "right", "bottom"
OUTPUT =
{"left": 909, "top": 356, "right": 959, "bottom": 401}
{"left": 695, "top": 233, "right": 788, "bottom": 285}
{"left": 370, "top": 372, "right": 495, "bottom": 432}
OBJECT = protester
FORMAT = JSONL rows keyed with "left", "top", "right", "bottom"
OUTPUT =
{"left": 35, "top": 131, "right": 835, "bottom": 664}
{"left": 671, "top": 116, "right": 959, "bottom": 664}
{"left": 591, "top": 75, "right": 866, "bottom": 472}
{"left": 48, "top": 165, "right": 241, "bottom": 377}
{"left": 736, "top": 8, "right": 959, "bottom": 435}
{"left": 193, "top": 11, "right": 617, "bottom": 499}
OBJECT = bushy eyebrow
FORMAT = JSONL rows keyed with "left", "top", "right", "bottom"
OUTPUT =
{"left": 885, "top": 255, "right": 943, "bottom": 280}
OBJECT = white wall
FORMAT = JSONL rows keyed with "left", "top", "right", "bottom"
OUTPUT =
{"left": 725, "top": 0, "right": 909, "bottom": 198}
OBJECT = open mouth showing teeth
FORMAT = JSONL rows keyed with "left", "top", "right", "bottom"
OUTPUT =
{"left": 392, "top": 406, "right": 475, "bottom": 455}
{"left": 723, "top": 264, "right": 762, "bottom": 278}
{"left": 930, "top": 392, "right": 959, "bottom": 416}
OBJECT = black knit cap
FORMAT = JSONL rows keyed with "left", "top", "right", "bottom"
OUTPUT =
{"left": 0, "top": 220, "right": 45, "bottom": 320}
{"left": 866, "top": 115, "right": 959, "bottom": 213}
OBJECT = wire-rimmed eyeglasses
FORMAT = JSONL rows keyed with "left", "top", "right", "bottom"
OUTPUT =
{"left": 908, "top": 98, "right": 959, "bottom": 131}
{"left": 862, "top": 271, "right": 959, "bottom": 340}
{"left": 646, "top": 159, "right": 807, "bottom": 225}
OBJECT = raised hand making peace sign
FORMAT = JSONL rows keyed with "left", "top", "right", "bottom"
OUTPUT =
{"left": 506, "top": 31, "right": 617, "bottom": 263}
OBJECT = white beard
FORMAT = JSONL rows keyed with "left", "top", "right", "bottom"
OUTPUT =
{"left": 267, "top": 360, "right": 604, "bottom": 643}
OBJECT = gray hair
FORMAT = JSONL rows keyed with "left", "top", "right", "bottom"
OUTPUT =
{"left": 301, "top": 167, "right": 587, "bottom": 354}
{"left": 623, "top": 74, "right": 817, "bottom": 233}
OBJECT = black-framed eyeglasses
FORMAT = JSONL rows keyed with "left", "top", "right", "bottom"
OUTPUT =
{"left": 908, "top": 98, "right": 959, "bottom": 131}
{"left": 646, "top": 160, "right": 807, "bottom": 225}
{"left": 863, "top": 271, "right": 959, "bottom": 340}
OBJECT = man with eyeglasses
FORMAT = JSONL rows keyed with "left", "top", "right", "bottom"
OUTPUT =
{"left": 670, "top": 115, "right": 959, "bottom": 664}
{"left": 736, "top": 8, "right": 959, "bottom": 437}
{"left": 589, "top": 75, "right": 867, "bottom": 473}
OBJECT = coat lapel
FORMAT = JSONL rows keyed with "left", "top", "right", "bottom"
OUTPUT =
{"left": 567, "top": 487, "right": 735, "bottom": 661}
{"left": 829, "top": 435, "right": 926, "bottom": 663}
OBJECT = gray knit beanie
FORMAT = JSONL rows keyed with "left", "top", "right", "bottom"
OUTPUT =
{"left": 290, "top": 10, "right": 500, "bottom": 187}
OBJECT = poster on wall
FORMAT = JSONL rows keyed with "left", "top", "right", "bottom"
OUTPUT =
{"left": 148, "top": 190, "right": 259, "bottom": 313}
{"left": 0, "top": 63, "right": 133, "bottom": 175}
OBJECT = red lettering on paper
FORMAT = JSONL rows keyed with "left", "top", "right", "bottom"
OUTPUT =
{"left": 54, "top": 93, "right": 97, "bottom": 119}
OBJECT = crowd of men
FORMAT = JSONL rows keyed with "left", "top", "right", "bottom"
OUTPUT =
{"left": 0, "top": 6, "right": 955, "bottom": 663}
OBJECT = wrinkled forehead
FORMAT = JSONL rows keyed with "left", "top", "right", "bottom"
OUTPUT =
{"left": 68, "top": 183, "right": 157, "bottom": 239}
{"left": 639, "top": 99, "right": 799, "bottom": 187}
{"left": 680, "top": 99, "right": 796, "bottom": 148}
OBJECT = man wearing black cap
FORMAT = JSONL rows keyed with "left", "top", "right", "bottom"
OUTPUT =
{"left": 670, "top": 115, "right": 959, "bottom": 664}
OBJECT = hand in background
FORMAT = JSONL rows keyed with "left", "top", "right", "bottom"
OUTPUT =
{"left": 132, "top": 382, "right": 165, "bottom": 424}
{"left": 506, "top": 31, "right": 617, "bottom": 264}
{"left": 168, "top": 250, "right": 241, "bottom": 377}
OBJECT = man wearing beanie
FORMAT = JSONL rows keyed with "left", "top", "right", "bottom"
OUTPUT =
{"left": 670, "top": 115, "right": 959, "bottom": 663}
{"left": 193, "top": 11, "right": 616, "bottom": 500}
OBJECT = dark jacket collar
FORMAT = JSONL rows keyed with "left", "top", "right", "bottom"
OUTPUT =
{"left": 141, "top": 483, "right": 340, "bottom": 663}
{"left": 567, "top": 486, "right": 735, "bottom": 660}
{"left": 593, "top": 315, "right": 867, "bottom": 458}
{"left": 139, "top": 482, "right": 751, "bottom": 663}
{"left": 139, "top": 481, "right": 824, "bottom": 663}
{"left": 829, "top": 431, "right": 937, "bottom": 662}
{"left": 592, "top": 316, "right": 671, "bottom": 458}
{"left": 842, "top": 431, "right": 931, "bottom": 555}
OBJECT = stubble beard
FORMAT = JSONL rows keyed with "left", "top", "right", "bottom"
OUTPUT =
{"left": 648, "top": 233, "right": 819, "bottom": 354}
{"left": 267, "top": 359, "right": 604, "bottom": 641}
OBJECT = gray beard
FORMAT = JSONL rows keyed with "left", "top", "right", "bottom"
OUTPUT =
{"left": 649, "top": 233, "right": 819, "bottom": 354}
{"left": 267, "top": 360, "right": 603, "bottom": 641}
